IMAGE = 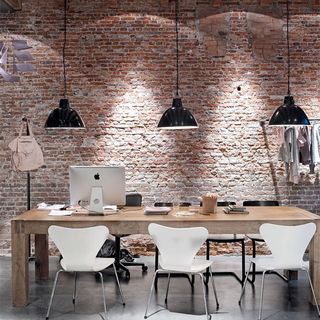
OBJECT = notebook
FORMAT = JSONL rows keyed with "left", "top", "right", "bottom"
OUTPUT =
{"left": 223, "top": 205, "right": 249, "bottom": 214}
{"left": 144, "top": 206, "right": 171, "bottom": 215}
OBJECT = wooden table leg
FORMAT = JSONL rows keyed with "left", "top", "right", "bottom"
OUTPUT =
{"left": 11, "top": 221, "right": 29, "bottom": 307}
{"left": 309, "top": 220, "right": 320, "bottom": 305}
{"left": 35, "top": 234, "right": 49, "bottom": 280}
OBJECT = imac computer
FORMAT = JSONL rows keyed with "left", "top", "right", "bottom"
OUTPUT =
{"left": 69, "top": 166, "right": 126, "bottom": 213}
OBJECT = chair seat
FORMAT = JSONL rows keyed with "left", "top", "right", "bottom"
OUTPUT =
{"left": 246, "top": 233, "right": 264, "bottom": 241}
{"left": 61, "top": 257, "right": 115, "bottom": 272}
{"left": 207, "top": 234, "right": 245, "bottom": 241}
{"left": 159, "top": 258, "right": 213, "bottom": 273}
{"left": 251, "top": 256, "right": 309, "bottom": 271}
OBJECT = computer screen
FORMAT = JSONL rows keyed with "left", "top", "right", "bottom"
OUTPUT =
{"left": 69, "top": 166, "right": 126, "bottom": 209}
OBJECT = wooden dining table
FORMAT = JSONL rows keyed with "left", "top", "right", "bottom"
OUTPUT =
{"left": 11, "top": 205, "right": 320, "bottom": 307}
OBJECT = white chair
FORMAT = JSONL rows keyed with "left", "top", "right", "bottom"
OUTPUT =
{"left": 46, "top": 226, "right": 125, "bottom": 320}
{"left": 243, "top": 200, "right": 282, "bottom": 283}
{"left": 239, "top": 222, "right": 320, "bottom": 320}
{"left": 144, "top": 223, "right": 219, "bottom": 320}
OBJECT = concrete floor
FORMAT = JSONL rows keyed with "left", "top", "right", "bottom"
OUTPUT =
{"left": 0, "top": 255, "right": 318, "bottom": 320}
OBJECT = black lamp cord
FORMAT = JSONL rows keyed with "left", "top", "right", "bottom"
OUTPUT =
{"left": 175, "top": 0, "right": 179, "bottom": 97}
{"left": 286, "top": 0, "right": 291, "bottom": 96}
{"left": 63, "top": 0, "right": 68, "bottom": 98}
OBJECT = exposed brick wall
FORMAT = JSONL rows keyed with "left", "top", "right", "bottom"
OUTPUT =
{"left": 1, "top": 0, "right": 320, "bottom": 255}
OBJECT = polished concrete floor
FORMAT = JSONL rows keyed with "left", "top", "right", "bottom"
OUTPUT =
{"left": 1, "top": 255, "right": 319, "bottom": 320}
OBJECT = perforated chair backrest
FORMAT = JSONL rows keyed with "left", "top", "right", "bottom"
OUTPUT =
{"left": 260, "top": 223, "right": 316, "bottom": 268}
{"left": 126, "top": 193, "right": 142, "bottom": 206}
{"left": 243, "top": 200, "right": 279, "bottom": 206}
{"left": 179, "top": 202, "right": 191, "bottom": 207}
{"left": 218, "top": 201, "right": 236, "bottom": 207}
{"left": 148, "top": 223, "right": 208, "bottom": 269}
{"left": 48, "top": 225, "right": 109, "bottom": 271}
{"left": 154, "top": 202, "right": 173, "bottom": 207}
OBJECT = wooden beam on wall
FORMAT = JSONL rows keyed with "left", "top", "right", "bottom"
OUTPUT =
{"left": 260, "top": 0, "right": 273, "bottom": 6}
{"left": 211, "top": 0, "right": 222, "bottom": 7}
{"left": 1, "top": 0, "right": 22, "bottom": 11}
{"left": 159, "top": 0, "right": 169, "bottom": 5}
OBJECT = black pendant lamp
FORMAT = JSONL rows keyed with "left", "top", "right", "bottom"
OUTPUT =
{"left": 269, "top": 0, "right": 310, "bottom": 126}
{"left": 157, "top": 0, "right": 198, "bottom": 129}
{"left": 45, "top": 0, "right": 85, "bottom": 128}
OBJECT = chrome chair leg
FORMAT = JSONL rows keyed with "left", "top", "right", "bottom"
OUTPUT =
{"left": 98, "top": 272, "right": 108, "bottom": 320}
{"left": 251, "top": 239, "right": 257, "bottom": 283}
{"left": 72, "top": 272, "right": 77, "bottom": 308}
{"left": 239, "top": 261, "right": 253, "bottom": 304}
{"left": 305, "top": 269, "right": 320, "bottom": 316}
{"left": 205, "top": 240, "right": 210, "bottom": 283}
{"left": 46, "top": 269, "right": 63, "bottom": 320}
{"left": 199, "top": 273, "right": 211, "bottom": 320}
{"left": 209, "top": 266, "right": 219, "bottom": 309}
{"left": 113, "top": 263, "right": 125, "bottom": 306}
{"left": 165, "top": 273, "right": 171, "bottom": 304}
{"left": 144, "top": 270, "right": 159, "bottom": 319}
{"left": 258, "top": 270, "right": 267, "bottom": 320}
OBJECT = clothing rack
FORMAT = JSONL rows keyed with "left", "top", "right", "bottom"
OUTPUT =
{"left": 22, "top": 117, "right": 33, "bottom": 258}
{"left": 260, "top": 118, "right": 320, "bottom": 126}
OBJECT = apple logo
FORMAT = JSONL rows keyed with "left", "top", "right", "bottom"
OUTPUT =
{"left": 94, "top": 173, "right": 100, "bottom": 180}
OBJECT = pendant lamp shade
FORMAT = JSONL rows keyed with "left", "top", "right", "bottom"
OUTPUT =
{"left": 44, "top": 0, "right": 84, "bottom": 129}
{"left": 269, "top": 95, "right": 310, "bottom": 126}
{"left": 269, "top": 0, "right": 310, "bottom": 126}
{"left": 45, "top": 98, "right": 85, "bottom": 128}
{"left": 158, "top": 97, "right": 198, "bottom": 129}
{"left": 157, "top": 0, "right": 198, "bottom": 130}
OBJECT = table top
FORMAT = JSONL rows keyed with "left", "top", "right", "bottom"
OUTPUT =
{"left": 12, "top": 206, "right": 320, "bottom": 222}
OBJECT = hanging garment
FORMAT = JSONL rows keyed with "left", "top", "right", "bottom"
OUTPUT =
{"left": 310, "top": 124, "right": 320, "bottom": 174}
{"left": 278, "top": 127, "right": 300, "bottom": 184}
{"left": 297, "top": 126, "right": 311, "bottom": 165}
{"left": 8, "top": 120, "right": 44, "bottom": 171}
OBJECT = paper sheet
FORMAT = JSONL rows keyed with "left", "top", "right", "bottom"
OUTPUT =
{"left": 49, "top": 210, "right": 73, "bottom": 216}
{"left": 172, "top": 211, "right": 195, "bottom": 217}
{"left": 37, "top": 203, "right": 66, "bottom": 210}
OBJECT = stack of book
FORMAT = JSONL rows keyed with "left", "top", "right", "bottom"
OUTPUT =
{"left": 223, "top": 205, "right": 249, "bottom": 214}
{"left": 144, "top": 206, "right": 171, "bottom": 215}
